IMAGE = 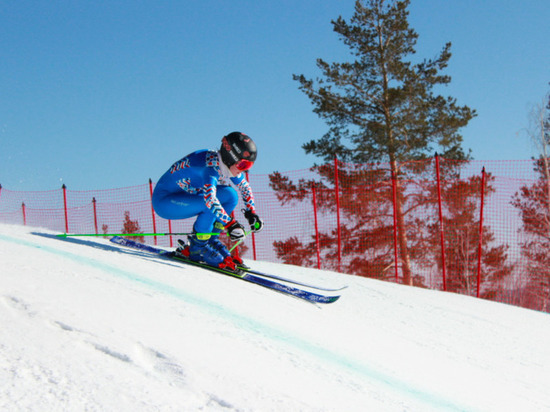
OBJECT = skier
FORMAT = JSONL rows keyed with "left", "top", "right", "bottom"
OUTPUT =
{"left": 152, "top": 132, "right": 264, "bottom": 272}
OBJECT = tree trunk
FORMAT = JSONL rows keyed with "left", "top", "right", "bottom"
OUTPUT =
{"left": 390, "top": 159, "right": 413, "bottom": 285}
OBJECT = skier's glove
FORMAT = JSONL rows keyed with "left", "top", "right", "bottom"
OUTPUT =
{"left": 243, "top": 209, "right": 264, "bottom": 233}
{"left": 225, "top": 219, "right": 246, "bottom": 241}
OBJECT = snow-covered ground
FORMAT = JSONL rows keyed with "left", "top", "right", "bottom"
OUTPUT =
{"left": 1, "top": 223, "right": 549, "bottom": 411}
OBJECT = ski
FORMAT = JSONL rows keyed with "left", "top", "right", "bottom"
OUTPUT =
{"left": 109, "top": 237, "right": 341, "bottom": 304}
{"left": 238, "top": 267, "right": 347, "bottom": 292}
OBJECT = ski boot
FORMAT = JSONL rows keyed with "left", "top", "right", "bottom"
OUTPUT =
{"left": 208, "top": 236, "right": 249, "bottom": 269}
{"left": 175, "top": 234, "right": 237, "bottom": 272}
{"left": 209, "top": 223, "right": 249, "bottom": 269}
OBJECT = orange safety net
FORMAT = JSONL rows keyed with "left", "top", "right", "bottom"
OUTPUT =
{"left": 1, "top": 157, "right": 548, "bottom": 312}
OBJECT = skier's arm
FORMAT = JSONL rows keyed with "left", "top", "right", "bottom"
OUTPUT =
{"left": 233, "top": 175, "right": 256, "bottom": 213}
{"left": 232, "top": 175, "right": 263, "bottom": 233}
{"left": 203, "top": 182, "right": 232, "bottom": 225}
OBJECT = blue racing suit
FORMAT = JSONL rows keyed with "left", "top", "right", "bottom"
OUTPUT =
{"left": 152, "top": 150, "right": 256, "bottom": 234}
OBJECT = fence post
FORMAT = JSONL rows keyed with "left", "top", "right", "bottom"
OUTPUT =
{"left": 435, "top": 154, "right": 447, "bottom": 291}
{"left": 22, "top": 202, "right": 26, "bottom": 226}
{"left": 391, "top": 170, "right": 400, "bottom": 283}
{"left": 62, "top": 184, "right": 69, "bottom": 234}
{"left": 312, "top": 182, "right": 321, "bottom": 269}
{"left": 476, "top": 167, "right": 486, "bottom": 298}
{"left": 245, "top": 171, "right": 257, "bottom": 260}
{"left": 168, "top": 220, "right": 173, "bottom": 248}
{"left": 92, "top": 197, "right": 98, "bottom": 235}
{"left": 148, "top": 179, "right": 158, "bottom": 245}
{"left": 334, "top": 157, "right": 342, "bottom": 272}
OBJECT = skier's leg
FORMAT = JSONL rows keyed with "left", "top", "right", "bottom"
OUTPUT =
{"left": 152, "top": 188, "right": 204, "bottom": 221}
{"left": 193, "top": 185, "right": 238, "bottom": 234}
{"left": 203, "top": 186, "right": 245, "bottom": 265}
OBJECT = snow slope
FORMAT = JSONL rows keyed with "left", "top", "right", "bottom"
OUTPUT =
{"left": 1, "top": 223, "right": 549, "bottom": 411}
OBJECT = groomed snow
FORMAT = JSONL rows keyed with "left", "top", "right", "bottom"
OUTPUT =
{"left": 1, "top": 223, "right": 549, "bottom": 411}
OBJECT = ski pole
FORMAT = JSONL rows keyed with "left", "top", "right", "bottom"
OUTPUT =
{"left": 56, "top": 232, "right": 221, "bottom": 238}
{"left": 228, "top": 230, "right": 253, "bottom": 252}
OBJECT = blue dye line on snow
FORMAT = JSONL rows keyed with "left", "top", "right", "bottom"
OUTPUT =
{"left": 0, "top": 233, "right": 476, "bottom": 412}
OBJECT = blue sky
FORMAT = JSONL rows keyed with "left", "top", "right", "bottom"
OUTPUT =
{"left": 1, "top": 0, "right": 549, "bottom": 191}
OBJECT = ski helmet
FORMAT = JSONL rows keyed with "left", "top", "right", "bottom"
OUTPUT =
{"left": 220, "top": 132, "right": 257, "bottom": 171}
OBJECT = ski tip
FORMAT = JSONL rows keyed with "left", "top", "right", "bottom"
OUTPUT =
{"left": 320, "top": 295, "right": 341, "bottom": 304}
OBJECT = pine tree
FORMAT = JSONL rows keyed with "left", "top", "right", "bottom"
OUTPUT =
{"left": 512, "top": 93, "right": 550, "bottom": 311}
{"left": 291, "top": 0, "right": 476, "bottom": 284}
{"left": 512, "top": 160, "right": 550, "bottom": 311}
{"left": 427, "top": 171, "right": 513, "bottom": 296}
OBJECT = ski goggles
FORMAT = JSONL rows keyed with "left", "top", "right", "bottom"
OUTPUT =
{"left": 235, "top": 159, "right": 254, "bottom": 171}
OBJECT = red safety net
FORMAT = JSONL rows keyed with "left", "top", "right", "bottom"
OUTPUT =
{"left": 1, "top": 157, "right": 549, "bottom": 313}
